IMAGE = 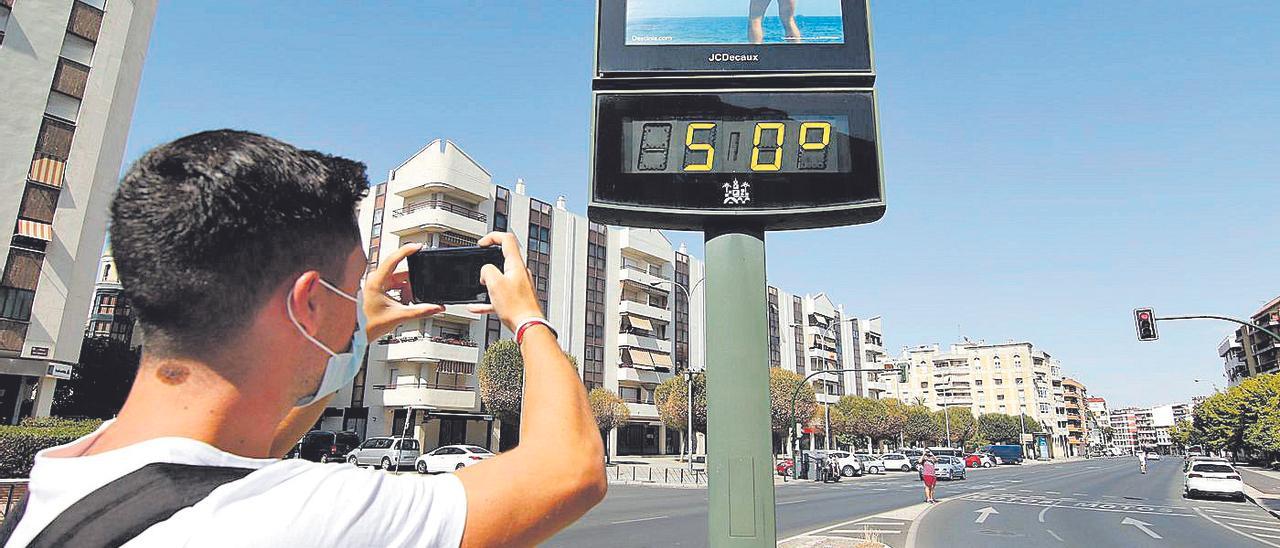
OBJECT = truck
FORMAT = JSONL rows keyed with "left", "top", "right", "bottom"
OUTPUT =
{"left": 983, "top": 444, "right": 1025, "bottom": 464}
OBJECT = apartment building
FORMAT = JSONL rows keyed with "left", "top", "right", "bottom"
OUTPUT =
{"left": 333, "top": 138, "right": 881, "bottom": 458}
{"left": 1085, "top": 397, "right": 1109, "bottom": 451}
{"left": 84, "top": 247, "right": 135, "bottom": 347}
{"left": 1062, "top": 377, "right": 1088, "bottom": 457}
{"left": 0, "top": 0, "right": 156, "bottom": 424}
{"left": 1120, "top": 403, "right": 1188, "bottom": 455}
{"left": 1109, "top": 407, "right": 1139, "bottom": 455}
{"left": 1222, "top": 295, "right": 1280, "bottom": 386}
{"left": 880, "top": 341, "right": 1071, "bottom": 457}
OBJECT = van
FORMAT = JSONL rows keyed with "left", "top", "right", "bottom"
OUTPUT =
{"left": 927, "top": 446, "right": 963, "bottom": 458}
{"left": 984, "top": 444, "right": 1024, "bottom": 464}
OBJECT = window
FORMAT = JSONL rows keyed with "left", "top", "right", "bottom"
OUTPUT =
{"left": 674, "top": 251, "right": 691, "bottom": 371}
{"left": 101, "top": 263, "right": 111, "bottom": 281}
{"left": 67, "top": 1, "right": 104, "bottom": 42}
{"left": 994, "top": 378, "right": 1004, "bottom": 385}
{"left": 19, "top": 184, "right": 58, "bottom": 224}
{"left": 0, "top": 287, "right": 36, "bottom": 322}
{"left": 997, "top": 394, "right": 1006, "bottom": 401}
{"left": 95, "top": 294, "right": 117, "bottom": 314}
{"left": 52, "top": 58, "right": 90, "bottom": 99}
{"left": 975, "top": 379, "right": 983, "bottom": 386}
{"left": 527, "top": 200, "right": 553, "bottom": 313}
{"left": 2, "top": 249, "right": 42, "bottom": 291}
{"left": 36, "top": 117, "right": 75, "bottom": 160}
{"left": 1016, "top": 377, "right": 1024, "bottom": 385}
{"left": 620, "top": 386, "right": 641, "bottom": 403}
{"left": 920, "top": 381, "right": 928, "bottom": 389}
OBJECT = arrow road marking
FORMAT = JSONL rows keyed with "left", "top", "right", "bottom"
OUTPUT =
{"left": 974, "top": 506, "right": 999, "bottom": 524}
{"left": 1122, "top": 517, "right": 1162, "bottom": 539}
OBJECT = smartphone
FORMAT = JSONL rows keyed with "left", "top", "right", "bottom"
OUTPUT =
{"left": 406, "top": 246, "right": 505, "bottom": 305}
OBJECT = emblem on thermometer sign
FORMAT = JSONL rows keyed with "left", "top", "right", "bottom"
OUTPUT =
{"left": 722, "top": 179, "right": 752, "bottom": 205}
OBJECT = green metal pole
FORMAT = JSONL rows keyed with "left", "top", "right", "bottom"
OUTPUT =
{"left": 705, "top": 228, "right": 774, "bottom": 547}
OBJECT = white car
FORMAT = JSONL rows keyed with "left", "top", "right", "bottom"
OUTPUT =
{"left": 882, "top": 453, "right": 913, "bottom": 472}
{"left": 827, "top": 450, "right": 864, "bottom": 477}
{"left": 415, "top": 444, "right": 495, "bottom": 474}
{"left": 1185, "top": 462, "right": 1245, "bottom": 501}
{"left": 346, "top": 437, "right": 420, "bottom": 471}
{"left": 856, "top": 454, "right": 886, "bottom": 474}
{"left": 1146, "top": 452, "right": 1162, "bottom": 461}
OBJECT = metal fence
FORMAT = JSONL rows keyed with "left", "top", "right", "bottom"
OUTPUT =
{"left": 607, "top": 465, "right": 707, "bottom": 486}
{"left": 0, "top": 479, "right": 28, "bottom": 526}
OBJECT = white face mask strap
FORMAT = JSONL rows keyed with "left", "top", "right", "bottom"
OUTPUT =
{"left": 317, "top": 278, "right": 358, "bottom": 303}
{"left": 285, "top": 282, "right": 342, "bottom": 358}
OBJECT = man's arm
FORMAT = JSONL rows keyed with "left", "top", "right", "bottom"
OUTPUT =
{"left": 454, "top": 232, "right": 607, "bottom": 546}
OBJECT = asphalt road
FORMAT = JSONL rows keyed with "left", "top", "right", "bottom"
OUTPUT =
{"left": 548, "top": 457, "right": 1280, "bottom": 547}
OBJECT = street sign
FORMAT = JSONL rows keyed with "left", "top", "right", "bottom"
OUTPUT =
{"left": 47, "top": 363, "right": 72, "bottom": 380}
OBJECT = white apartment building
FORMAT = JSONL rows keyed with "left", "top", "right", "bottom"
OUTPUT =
{"left": 1115, "top": 403, "right": 1188, "bottom": 455}
{"left": 1109, "top": 408, "right": 1139, "bottom": 455}
{"left": 880, "top": 341, "right": 1071, "bottom": 457}
{"left": 0, "top": 0, "right": 155, "bottom": 424}
{"left": 332, "top": 139, "right": 880, "bottom": 458}
{"left": 1085, "top": 397, "right": 1109, "bottom": 450}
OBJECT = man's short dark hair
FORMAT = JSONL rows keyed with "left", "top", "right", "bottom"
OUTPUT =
{"left": 110, "top": 130, "right": 368, "bottom": 357}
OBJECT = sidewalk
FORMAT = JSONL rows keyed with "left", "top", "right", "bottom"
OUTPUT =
{"left": 1237, "top": 466, "right": 1280, "bottom": 519}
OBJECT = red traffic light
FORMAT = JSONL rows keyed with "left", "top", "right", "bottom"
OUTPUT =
{"left": 1135, "top": 308, "right": 1158, "bottom": 341}
{"left": 1138, "top": 311, "right": 1151, "bottom": 320}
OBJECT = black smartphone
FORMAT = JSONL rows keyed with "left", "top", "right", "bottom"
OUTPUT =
{"left": 406, "top": 246, "right": 505, "bottom": 305}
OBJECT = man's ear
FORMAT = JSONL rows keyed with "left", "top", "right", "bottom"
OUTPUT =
{"left": 286, "top": 271, "right": 323, "bottom": 336}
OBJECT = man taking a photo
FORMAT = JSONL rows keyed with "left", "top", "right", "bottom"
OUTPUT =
{"left": 1, "top": 130, "right": 605, "bottom": 547}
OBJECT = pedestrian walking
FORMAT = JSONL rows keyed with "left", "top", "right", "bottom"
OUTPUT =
{"left": 1138, "top": 450, "right": 1148, "bottom": 474}
{"left": 921, "top": 451, "right": 939, "bottom": 503}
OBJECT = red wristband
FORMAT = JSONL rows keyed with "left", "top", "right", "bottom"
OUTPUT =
{"left": 516, "top": 318, "right": 557, "bottom": 345}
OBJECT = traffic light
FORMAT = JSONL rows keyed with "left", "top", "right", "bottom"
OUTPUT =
{"left": 898, "top": 368, "right": 909, "bottom": 383}
{"left": 1135, "top": 308, "right": 1159, "bottom": 341}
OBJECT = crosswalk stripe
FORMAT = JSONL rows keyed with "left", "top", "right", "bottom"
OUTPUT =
{"left": 1226, "top": 523, "right": 1280, "bottom": 533}
{"left": 1215, "top": 515, "right": 1277, "bottom": 524}
{"left": 831, "top": 529, "right": 901, "bottom": 534}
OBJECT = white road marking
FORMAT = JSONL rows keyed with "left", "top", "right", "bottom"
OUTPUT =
{"left": 1256, "top": 533, "right": 1280, "bottom": 540}
{"left": 974, "top": 506, "right": 999, "bottom": 524}
{"left": 1121, "top": 517, "right": 1162, "bottom": 539}
{"left": 778, "top": 499, "right": 808, "bottom": 506}
{"left": 1047, "top": 529, "right": 1065, "bottom": 542}
{"left": 1074, "top": 493, "right": 1089, "bottom": 496}
{"left": 1038, "top": 500, "right": 1058, "bottom": 523}
{"left": 1215, "top": 515, "right": 1278, "bottom": 524}
{"left": 610, "top": 515, "right": 668, "bottom": 525}
{"left": 1195, "top": 507, "right": 1280, "bottom": 548}
{"left": 832, "top": 529, "right": 902, "bottom": 534}
{"left": 1227, "top": 523, "right": 1280, "bottom": 533}
{"left": 1046, "top": 491, "right": 1061, "bottom": 494}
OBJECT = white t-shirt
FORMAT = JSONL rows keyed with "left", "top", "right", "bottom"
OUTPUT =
{"left": 6, "top": 422, "right": 467, "bottom": 547}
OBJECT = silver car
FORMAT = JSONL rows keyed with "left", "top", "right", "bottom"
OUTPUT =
{"left": 919, "top": 455, "right": 967, "bottom": 481}
{"left": 346, "top": 437, "right": 421, "bottom": 471}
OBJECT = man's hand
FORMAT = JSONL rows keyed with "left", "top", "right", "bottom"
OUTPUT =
{"left": 364, "top": 243, "right": 444, "bottom": 340}
{"left": 466, "top": 232, "right": 544, "bottom": 331}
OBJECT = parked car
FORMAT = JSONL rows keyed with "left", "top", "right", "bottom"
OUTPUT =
{"left": 346, "top": 437, "right": 421, "bottom": 471}
{"left": 826, "top": 450, "right": 865, "bottom": 477}
{"left": 984, "top": 444, "right": 1025, "bottom": 464}
{"left": 856, "top": 454, "right": 886, "bottom": 474}
{"left": 919, "top": 455, "right": 967, "bottom": 481}
{"left": 965, "top": 453, "right": 996, "bottom": 468}
{"left": 1146, "top": 452, "right": 1162, "bottom": 461}
{"left": 882, "top": 453, "right": 913, "bottom": 472}
{"left": 1184, "top": 455, "right": 1229, "bottom": 472}
{"left": 415, "top": 444, "right": 494, "bottom": 473}
{"left": 901, "top": 448, "right": 924, "bottom": 469}
{"left": 1184, "top": 462, "right": 1245, "bottom": 501}
{"left": 287, "top": 430, "right": 362, "bottom": 463}
{"left": 927, "top": 446, "right": 963, "bottom": 458}
{"left": 776, "top": 458, "right": 794, "bottom": 477}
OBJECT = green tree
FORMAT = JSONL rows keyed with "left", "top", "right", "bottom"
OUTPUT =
{"left": 934, "top": 407, "right": 977, "bottom": 447}
{"left": 880, "top": 398, "right": 909, "bottom": 449}
{"left": 53, "top": 337, "right": 141, "bottom": 418}
{"left": 589, "top": 388, "right": 630, "bottom": 464}
{"left": 654, "top": 372, "right": 708, "bottom": 435}
{"left": 477, "top": 340, "right": 524, "bottom": 422}
{"left": 770, "top": 367, "right": 816, "bottom": 450}
{"left": 903, "top": 404, "right": 941, "bottom": 446}
{"left": 835, "top": 396, "right": 900, "bottom": 452}
{"left": 978, "top": 413, "right": 1023, "bottom": 444}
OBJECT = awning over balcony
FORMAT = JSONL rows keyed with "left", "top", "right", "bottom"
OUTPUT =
{"left": 16, "top": 220, "right": 53, "bottom": 241}
{"left": 626, "top": 316, "right": 654, "bottom": 332}
{"left": 625, "top": 349, "right": 656, "bottom": 369}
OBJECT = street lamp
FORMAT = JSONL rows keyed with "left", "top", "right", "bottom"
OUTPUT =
{"left": 649, "top": 277, "right": 705, "bottom": 473}
{"left": 789, "top": 318, "right": 856, "bottom": 451}
{"left": 1194, "top": 378, "right": 1222, "bottom": 393}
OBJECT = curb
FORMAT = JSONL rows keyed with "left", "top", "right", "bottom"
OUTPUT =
{"left": 606, "top": 479, "right": 706, "bottom": 489}
{"left": 1242, "top": 484, "right": 1280, "bottom": 520}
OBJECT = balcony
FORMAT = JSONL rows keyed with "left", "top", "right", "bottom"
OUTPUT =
{"left": 625, "top": 402, "right": 660, "bottom": 420}
{"left": 389, "top": 200, "right": 487, "bottom": 238}
{"left": 619, "top": 266, "right": 669, "bottom": 291}
{"left": 394, "top": 180, "right": 488, "bottom": 204}
{"left": 619, "top": 230, "right": 672, "bottom": 263}
{"left": 864, "top": 380, "right": 890, "bottom": 395}
{"left": 620, "top": 299, "right": 671, "bottom": 322}
{"left": 380, "top": 335, "right": 480, "bottom": 363}
{"left": 618, "top": 366, "right": 674, "bottom": 384}
{"left": 378, "top": 382, "right": 477, "bottom": 409}
{"left": 621, "top": 333, "right": 673, "bottom": 354}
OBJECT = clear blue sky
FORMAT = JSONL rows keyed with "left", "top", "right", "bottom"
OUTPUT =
{"left": 121, "top": 1, "right": 1280, "bottom": 408}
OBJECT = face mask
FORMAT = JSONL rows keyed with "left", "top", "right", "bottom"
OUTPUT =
{"left": 286, "top": 278, "right": 368, "bottom": 406}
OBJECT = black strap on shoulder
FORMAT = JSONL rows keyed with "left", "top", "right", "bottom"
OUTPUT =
{"left": 1, "top": 462, "right": 256, "bottom": 548}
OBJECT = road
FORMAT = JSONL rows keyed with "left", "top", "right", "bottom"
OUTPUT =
{"left": 548, "top": 457, "right": 1280, "bottom": 547}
